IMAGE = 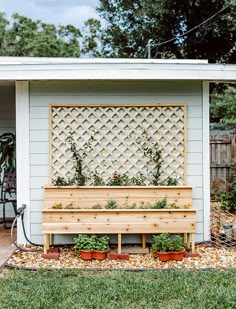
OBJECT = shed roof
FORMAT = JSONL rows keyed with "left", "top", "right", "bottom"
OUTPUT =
{"left": 0, "top": 57, "right": 235, "bottom": 81}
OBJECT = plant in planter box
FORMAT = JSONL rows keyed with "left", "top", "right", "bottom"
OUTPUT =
{"left": 74, "top": 234, "right": 96, "bottom": 260}
{"left": 93, "top": 235, "right": 110, "bottom": 260}
{"left": 151, "top": 233, "right": 172, "bottom": 262}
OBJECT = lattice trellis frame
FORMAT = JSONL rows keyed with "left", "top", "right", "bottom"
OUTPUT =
{"left": 50, "top": 104, "right": 187, "bottom": 185}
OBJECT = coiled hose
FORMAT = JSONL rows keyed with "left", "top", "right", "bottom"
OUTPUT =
{"left": 11, "top": 204, "right": 42, "bottom": 252}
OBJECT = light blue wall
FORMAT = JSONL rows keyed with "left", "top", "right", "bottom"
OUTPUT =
{"left": 29, "top": 80, "right": 204, "bottom": 244}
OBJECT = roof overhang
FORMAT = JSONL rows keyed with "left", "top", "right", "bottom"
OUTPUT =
{"left": 0, "top": 57, "right": 235, "bottom": 82}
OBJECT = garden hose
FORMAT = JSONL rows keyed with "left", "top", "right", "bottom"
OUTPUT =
{"left": 11, "top": 204, "right": 42, "bottom": 252}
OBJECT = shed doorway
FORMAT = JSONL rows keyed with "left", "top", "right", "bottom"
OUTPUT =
{"left": 0, "top": 81, "right": 16, "bottom": 244}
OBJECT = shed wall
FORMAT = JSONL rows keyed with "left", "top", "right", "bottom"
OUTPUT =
{"left": 29, "top": 80, "right": 204, "bottom": 243}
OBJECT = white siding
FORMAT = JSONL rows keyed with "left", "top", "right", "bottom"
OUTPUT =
{"left": 29, "top": 80, "right": 204, "bottom": 243}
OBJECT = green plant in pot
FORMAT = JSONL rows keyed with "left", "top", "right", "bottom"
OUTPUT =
{"left": 151, "top": 233, "right": 186, "bottom": 262}
{"left": 151, "top": 233, "right": 172, "bottom": 262}
{"left": 169, "top": 235, "right": 186, "bottom": 261}
{"left": 74, "top": 234, "right": 97, "bottom": 260}
{"left": 93, "top": 235, "right": 110, "bottom": 260}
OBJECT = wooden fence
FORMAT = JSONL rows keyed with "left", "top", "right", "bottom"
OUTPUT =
{"left": 210, "top": 134, "right": 236, "bottom": 181}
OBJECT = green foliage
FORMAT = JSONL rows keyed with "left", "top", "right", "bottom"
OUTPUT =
{"left": 106, "top": 173, "right": 130, "bottom": 186}
{"left": 92, "top": 204, "right": 102, "bottom": 209}
{"left": 90, "top": 171, "right": 106, "bottom": 186}
{"left": 94, "top": 235, "right": 110, "bottom": 252}
{"left": 170, "top": 236, "right": 185, "bottom": 252}
{"left": 105, "top": 200, "right": 118, "bottom": 209}
{"left": 137, "top": 130, "right": 162, "bottom": 185}
{"left": 81, "top": 18, "right": 102, "bottom": 57}
{"left": 0, "top": 133, "right": 16, "bottom": 172}
{"left": 74, "top": 234, "right": 97, "bottom": 251}
{"left": 210, "top": 85, "right": 236, "bottom": 132}
{"left": 212, "top": 158, "right": 236, "bottom": 213}
{"left": 152, "top": 233, "right": 185, "bottom": 252}
{"left": 97, "top": 0, "right": 236, "bottom": 63}
{"left": 67, "top": 131, "right": 86, "bottom": 186}
{"left": 129, "top": 173, "right": 146, "bottom": 186}
{"left": 150, "top": 198, "right": 167, "bottom": 209}
{"left": 52, "top": 176, "right": 72, "bottom": 186}
{"left": 159, "top": 177, "right": 178, "bottom": 186}
{"left": 51, "top": 203, "right": 63, "bottom": 209}
{"left": 151, "top": 233, "right": 172, "bottom": 252}
{"left": 0, "top": 13, "right": 81, "bottom": 57}
{"left": 74, "top": 234, "right": 110, "bottom": 252}
{"left": 213, "top": 183, "right": 236, "bottom": 213}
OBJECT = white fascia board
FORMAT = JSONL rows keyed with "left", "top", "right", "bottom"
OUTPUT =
{"left": 0, "top": 57, "right": 209, "bottom": 64}
{"left": 0, "top": 62, "right": 235, "bottom": 81}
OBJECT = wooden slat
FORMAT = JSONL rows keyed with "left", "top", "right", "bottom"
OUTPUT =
{"left": 42, "top": 210, "right": 196, "bottom": 224}
{"left": 44, "top": 186, "right": 193, "bottom": 209}
{"left": 42, "top": 221, "right": 196, "bottom": 234}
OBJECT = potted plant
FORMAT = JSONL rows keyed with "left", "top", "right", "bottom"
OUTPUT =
{"left": 169, "top": 235, "right": 186, "bottom": 261}
{"left": 74, "top": 234, "right": 96, "bottom": 260}
{"left": 93, "top": 235, "right": 110, "bottom": 260}
{"left": 151, "top": 233, "right": 172, "bottom": 262}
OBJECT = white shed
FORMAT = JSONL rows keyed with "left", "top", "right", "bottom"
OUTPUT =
{"left": 0, "top": 57, "right": 235, "bottom": 245}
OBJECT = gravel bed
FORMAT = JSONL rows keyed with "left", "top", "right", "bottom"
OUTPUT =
{"left": 6, "top": 244, "right": 236, "bottom": 270}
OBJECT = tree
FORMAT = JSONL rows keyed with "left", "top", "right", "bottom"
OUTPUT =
{"left": 97, "top": 0, "right": 236, "bottom": 63}
{"left": 81, "top": 18, "right": 102, "bottom": 57}
{"left": 0, "top": 13, "right": 81, "bottom": 57}
{"left": 210, "top": 85, "right": 236, "bottom": 132}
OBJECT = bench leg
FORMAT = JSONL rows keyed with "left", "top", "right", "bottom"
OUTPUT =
{"left": 142, "top": 234, "right": 146, "bottom": 249}
{"left": 187, "top": 233, "right": 191, "bottom": 249}
{"left": 49, "top": 234, "right": 53, "bottom": 246}
{"left": 184, "top": 233, "right": 187, "bottom": 244}
{"left": 43, "top": 234, "right": 50, "bottom": 254}
{"left": 191, "top": 233, "right": 195, "bottom": 252}
{"left": 118, "top": 233, "right": 122, "bottom": 254}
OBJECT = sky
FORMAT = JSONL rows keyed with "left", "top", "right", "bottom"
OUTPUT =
{"left": 0, "top": 0, "right": 99, "bottom": 29}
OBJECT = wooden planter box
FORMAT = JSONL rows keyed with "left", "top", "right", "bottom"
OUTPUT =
{"left": 42, "top": 186, "right": 196, "bottom": 254}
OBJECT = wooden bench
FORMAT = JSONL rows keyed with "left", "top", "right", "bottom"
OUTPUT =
{"left": 42, "top": 186, "right": 196, "bottom": 254}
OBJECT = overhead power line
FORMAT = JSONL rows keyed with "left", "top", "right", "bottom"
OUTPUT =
{"left": 145, "top": 0, "right": 234, "bottom": 58}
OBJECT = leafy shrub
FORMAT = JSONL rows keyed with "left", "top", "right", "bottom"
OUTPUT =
{"left": 74, "top": 234, "right": 97, "bottom": 251}
{"left": 152, "top": 234, "right": 185, "bottom": 253}
{"left": 94, "top": 235, "right": 110, "bottom": 252}
{"left": 212, "top": 158, "right": 236, "bottom": 213}
{"left": 151, "top": 233, "right": 172, "bottom": 252}
{"left": 105, "top": 200, "right": 118, "bottom": 209}
{"left": 150, "top": 198, "right": 167, "bottom": 209}
{"left": 170, "top": 236, "right": 185, "bottom": 252}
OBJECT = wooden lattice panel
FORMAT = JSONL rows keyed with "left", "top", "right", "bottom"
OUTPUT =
{"left": 50, "top": 104, "right": 186, "bottom": 184}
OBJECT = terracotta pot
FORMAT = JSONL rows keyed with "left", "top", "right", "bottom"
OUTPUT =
{"left": 80, "top": 250, "right": 93, "bottom": 260}
{"left": 170, "top": 250, "right": 185, "bottom": 261}
{"left": 155, "top": 251, "right": 170, "bottom": 262}
{"left": 93, "top": 250, "right": 107, "bottom": 261}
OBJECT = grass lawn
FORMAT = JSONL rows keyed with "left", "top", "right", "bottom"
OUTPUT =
{"left": 0, "top": 269, "right": 235, "bottom": 309}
